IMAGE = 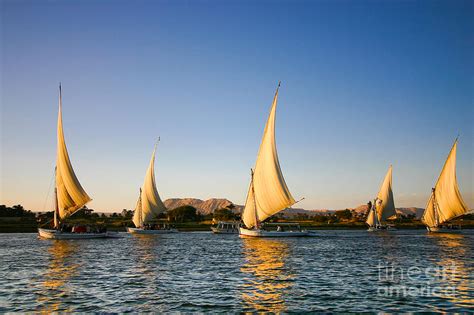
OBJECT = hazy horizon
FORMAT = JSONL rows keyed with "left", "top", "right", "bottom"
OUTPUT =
{"left": 1, "top": 0, "right": 473, "bottom": 212}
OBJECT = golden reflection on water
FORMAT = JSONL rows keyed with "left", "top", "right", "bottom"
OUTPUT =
{"left": 428, "top": 233, "right": 474, "bottom": 309}
{"left": 130, "top": 234, "right": 162, "bottom": 270}
{"left": 129, "top": 234, "right": 163, "bottom": 305}
{"left": 37, "top": 240, "right": 81, "bottom": 312}
{"left": 240, "top": 238, "right": 294, "bottom": 312}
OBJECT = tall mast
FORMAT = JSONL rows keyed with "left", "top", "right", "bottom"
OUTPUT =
{"left": 138, "top": 188, "right": 143, "bottom": 227}
{"left": 54, "top": 85, "right": 61, "bottom": 230}
{"left": 250, "top": 169, "right": 259, "bottom": 228}
{"left": 373, "top": 198, "right": 379, "bottom": 227}
{"left": 432, "top": 188, "right": 439, "bottom": 227}
{"left": 53, "top": 169, "right": 60, "bottom": 229}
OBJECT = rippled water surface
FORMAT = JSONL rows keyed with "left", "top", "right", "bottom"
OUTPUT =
{"left": 0, "top": 230, "right": 473, "bottom": 312}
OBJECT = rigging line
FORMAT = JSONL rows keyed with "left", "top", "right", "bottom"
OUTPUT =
{"left": 39, "top": 218, "right": 54, "bottom": 228}
{"left": 42, "top": 167, "right": 55, "bottom": 212}
{"left": 292, "top": 197, "right": 305, "bottom": 206}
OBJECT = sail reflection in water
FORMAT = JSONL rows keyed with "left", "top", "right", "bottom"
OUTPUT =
{"left": 129, "top": 234, "right": 162, "bottom": 279}
{"left": 428, "top": 233, "right": 474, "bottom": 310}
{"left": 36, "top": 241, "right": 81, "bottom": 312}
{"left": 240, "top": 238, "right": 294, "bottom": 312}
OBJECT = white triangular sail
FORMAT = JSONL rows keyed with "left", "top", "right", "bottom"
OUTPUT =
{"left": 132, "top": 192, "right": 143, "bottom": 227}
{"left": 422, "top": 194, "right": 436, "bottom": 228}
{"left": 242, "top": 83, "right": 296, "bottom": 229}
{"left": 376, "top": 165, "right": 396, "bottom": 222}
{"left": 422, "top": 140, "right": 468, "bottom": 227}
{"left": 242, "top": 174, "right": 258, "bottom": 229}
{"left": 366, "top": 208, "right": 379, "bottom": 227}
{"left": 132, "top": 143, "right": 167, "bottom": 227}
{"left": 55, "top": 85, "right": 91, "bottom": 222}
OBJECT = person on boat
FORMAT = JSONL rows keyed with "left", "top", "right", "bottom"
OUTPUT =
{"left": 60, "top": 224, "right": 70, "bottom": 232}
{"left": 367, "top": 201, "right": 372, "bottom": 213}
{"left": 78, "top": 225, "right": 86, "bottom": 233}
{"left": 372, "top": 198, "right": 379, "bottom": 214}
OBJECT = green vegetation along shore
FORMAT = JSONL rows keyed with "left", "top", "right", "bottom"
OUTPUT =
{"left": 1, "top": 204, "right": 473, "bottom": 233}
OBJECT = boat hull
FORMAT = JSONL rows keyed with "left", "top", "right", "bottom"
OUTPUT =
{"left": 426, "top": 226, "right": 461, "bottom": 233}
{"left": 211, "top": 227, "right": 238, "bottom": 234}
{"left": 367, "top": 225, "right": 397, "bottom": 232}
{"left": 127, "top": 227, "right": 178, "bottom": 234}
{"left": 38, "top": 228, "right": 109, "bottom": 240}
{"left": 239, "top": 227, "right": 309, "bottom": 238}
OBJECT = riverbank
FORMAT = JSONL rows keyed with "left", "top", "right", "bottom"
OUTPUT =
{"left": 2, "top": 217, "right": 473, "bottom": 233}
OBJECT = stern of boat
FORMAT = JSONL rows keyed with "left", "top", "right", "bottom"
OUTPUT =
{"left": 38, "top": 228, "right": 56, "bottom": 239}
{"left": 239, "top": 227, "right": 262, "bottom": 237}
{"left": 427, "top": 226, "right": 461, "bottom": 233}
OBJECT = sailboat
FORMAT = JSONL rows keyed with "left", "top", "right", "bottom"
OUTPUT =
{"left": 421, "top": 138, "right": 469, "bottom": 232}
{"left": 366, "top": 165, "right": 397, "bottom": 232}
{"left": 127, "top": 141, "right": 178, "bottom": 234}
{"left": 239, "top": 82, "right": 308, "bottom": 237}
{"left": 38, "top": 85, "right": 108, "bottom": 239}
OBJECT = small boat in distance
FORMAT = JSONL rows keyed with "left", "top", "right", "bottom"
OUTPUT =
{"left": 211, "top": 221, "right": 240, "bottom": 234}
{"left": 366, "top": 165, "right": 397, "bottom": 232}
{"left": 239, "top": 82, "right": 308, "bottom": 238}
{"left": 127, "top": 141, "right": 178, "bottom": 234}
{"left": 38, "top": 85, "right": 108, "bottom": 239}
{"left": 422, "top": 138, "right": 469, "bottom": 233}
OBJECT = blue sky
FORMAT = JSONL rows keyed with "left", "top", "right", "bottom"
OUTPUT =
{"left": 1, "top": 0, "right": 473, "bottom": 212}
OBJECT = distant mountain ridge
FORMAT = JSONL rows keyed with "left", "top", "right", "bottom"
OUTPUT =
{"left": 163, "top": 198, "right": 424, "bottom": 218}
{"left": 350, "top": 204, "right": 424, "bottom": 219}
{"left": 163, "top": 198, "right": 242, "bottom": 215}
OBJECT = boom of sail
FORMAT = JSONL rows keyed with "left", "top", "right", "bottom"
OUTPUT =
{"left": 241, "top": 83, "right": 296, "bottom": 229}
{"left": 421, "top": 139, "right": 468, "bottom": 228}
{"left": 55, "top": 85, "right": 91, "bottom": 226}
{"left": 132, "top": 143, "right": 167, "bottom": 227}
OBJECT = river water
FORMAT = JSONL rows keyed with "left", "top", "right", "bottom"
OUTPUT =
{"left": 0, "top": 230, "right": 473, "bottom": 312}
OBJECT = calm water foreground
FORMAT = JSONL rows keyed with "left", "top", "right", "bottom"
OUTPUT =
{"left": 0, "top": 230, "right": 473, "bottom": 312}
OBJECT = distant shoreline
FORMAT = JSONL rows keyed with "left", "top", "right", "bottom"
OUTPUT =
{"left": 2, "top": 207, "right": 473, "bottom": 233}
{"left": 2, "top": 223, "right": 473, "bottom": 233}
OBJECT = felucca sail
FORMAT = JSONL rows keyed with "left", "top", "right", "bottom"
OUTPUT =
{"left": 366, "top": 208, "right": 379, "bottom": 227}
{"left": 241, "top": 83, "right": 296, "bottom": 229}
{"left": 132, "top": 142, "right": 167, "bottom": 227}
{"left": 422, "top": 139, "right": 468, "bottom": 228}
{"left": 366, "top": 165, "right": 395, "bottom": 227}
{"left": 376, "top": 165, "right": 396, "bottom": 222}
{"left": 55, "top": 85, "right": 91, "bottom": 227}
